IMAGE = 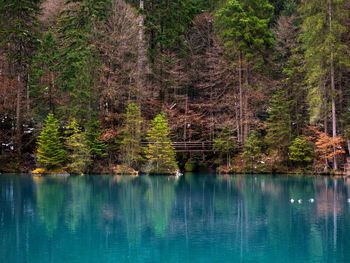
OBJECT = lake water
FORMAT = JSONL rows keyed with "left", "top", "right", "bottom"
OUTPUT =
{"left": 1, "top": 174, "right": 350, "bottom": 263}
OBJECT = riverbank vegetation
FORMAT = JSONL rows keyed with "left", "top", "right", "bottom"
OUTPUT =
{"left": 1, "top": 0, "right": 350, "bottom": 175}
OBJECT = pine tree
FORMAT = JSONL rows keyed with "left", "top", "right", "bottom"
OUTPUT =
{"left": 121, "top": 103, "right": 143, "bottom": 169}
{"left": 265, "top": 90, "right": 291, "bottom": 157}
{"left": 85, "top": 120, "right": 107, "bottom": 159}
{"left": 242, "top": 131, "right": 263, "bottom": 171}
{"left": 300, "top": 0, "right": 350, "bottom": 170}
{"left": 215, "top": 0, "right": 274, "bottom": 60}
{"left": 289, "top": 136, "right": 314, "bottom": 165}
{"left": 37, "top": 114, "right": 66, "bottom": 169}
{"left": 30, "top": 32, "right": 60, "bottom": 122}
{"left": 215, "top": 0, "right": 274, "bottom": 143}
{"left": 65, "top": 119, "right": 91, "bottom": 174}
{"left": 274, "top": 2, "right": 308, "bottom": 137}
{"left": 214, "top": 125, "right": 237, "bottom": 167}
{"left": 56, "top": 0, "right": 112, "bottom": 122}
{"left": 145, "top": 113, "right": 178, "bottom": 174}
{"left": 0, "top": 0, "right": 42, "bottom": 155}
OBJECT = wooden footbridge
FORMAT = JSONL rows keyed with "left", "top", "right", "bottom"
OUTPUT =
{"left": 141, "top": 141, "right": 214, "bottom": 153}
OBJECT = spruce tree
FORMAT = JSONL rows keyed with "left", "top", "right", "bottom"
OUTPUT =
{"left": 37, "top": 114, "right": 66, "bottom": 169}
{"left": 300, "top": 0, "right": 350, "bottom": 170}
{"left": 145, "top": 113, "right": 178, "bottom": 174}
{"left": 242, "top": 131, "right": 263, "bottom": 170}
{"left": 215, "top": 0, "right": 274, "bottom": 143}
{"left": 121, "top": 103, "right": 143, "bottom": 169}
{"left": 265, "top": 90, "right": 291, "bottom": 157}
{"left": 0, "top": 0, "right": 42, "bottom": 154}
{"left": 56, "top": 0, "right": 112, "bottom": 122}
{"left": 65, "top": 119, "right": 91, "bottom": 174}
{"left": 215, "top": 0, "right": 274, "bottom": 60}
{"left": 85, "top": 120, "right": 107, "bottom": 159}
{"left": 289, "top": 136, "right": 314, "bottom": 166}
{"left": 30, "top": 32, "right": 60, "bottom": 121}
{"left": 214, "top": 125, "right": 237, "bottom": 167}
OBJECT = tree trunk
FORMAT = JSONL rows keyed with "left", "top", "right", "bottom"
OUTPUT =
{"left": 16, "top": 74, "right": 22, "bottom": 156}
{"left": 328, "top": 0, "right": 337, "bottom": 170}
{"left": 183, "top": 93, "right": 188, "bottom": 141}
{"left": 238, "top": 52, "right": 243, "bottom": 144}
{"left": 243, "top": 62, "right": 249, "bottom": 142}
{"left": 26, "top": 73, "right": 30, "bottom": 113}
{"left": 235, "top": 102, "right": 240, "bottom": 145}
{"left": 136, "top": 0, "right": 145, "bottom": 101}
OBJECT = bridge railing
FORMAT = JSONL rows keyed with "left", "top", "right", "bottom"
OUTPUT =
{"left": 141, "top": 141, "right": 214, "bottom": 152}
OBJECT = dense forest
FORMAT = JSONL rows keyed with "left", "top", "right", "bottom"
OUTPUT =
{"left": 1, "top": 0, "right": 350, "bottom": 175}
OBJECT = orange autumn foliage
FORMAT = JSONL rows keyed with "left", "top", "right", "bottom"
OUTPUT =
{"left": 308, "top": 126, "right": 345, "bottom": 162}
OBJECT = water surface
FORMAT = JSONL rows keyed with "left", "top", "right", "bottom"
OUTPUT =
{"left": 1, "top": 174, "right": 350, "bottom": 263}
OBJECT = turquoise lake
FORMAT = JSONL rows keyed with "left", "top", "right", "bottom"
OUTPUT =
{"left": 1, "top": 174, "right": 350, "bottom": 263}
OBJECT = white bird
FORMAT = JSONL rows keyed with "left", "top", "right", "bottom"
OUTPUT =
{"left": 347, "top": 199, "right": 350, "bottom": 203}
{"left": 309, "top": 198, "right": 315, "bottom": 203}
{"left": 298, "top": 199, "right": 302, "bottom": 204}
{"left": 290, "top": 199, "right": 295, "bottom": 203}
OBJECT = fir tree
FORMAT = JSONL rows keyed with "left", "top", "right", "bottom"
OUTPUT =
{"left": 215, "top": 0, "right": 274, "bottom": 60}
{"left": 0, "top": 0, "right": 42, "bottom": 154}
{"left": 214, "top": 125, "right": 237, "bottom": 167}
{"left": 300, "top": 0, "right": 350, "bottom": 170}
{"left": 265, "top": 90, "right": 291, "bottom": 157}
{"left": 121, "top": 103, "right": 143, "bottom": 169}
{"left": 215, "top": 0, "right": 274, "bottom": 143}
{"left": 56, "top": 0, "right": 112, "bottom": 122}
{"left": 289, "top": 136, "right": 314, "bottom": 165}
{"left": 242, "top": 131, "right": 263, "bottom": 170}
{"left": 145, "top": 113, "right": 178, "bottom": 174}
{"left": 37, "top": 114, "right": 66, "bottom": 169}
{"left": 65, "top": 119, "right": 91, "bottom": 174}
{"left": 30, "top": 32, "right": 60, "bottom": 121}
{"left": 85, "top": 120, "right": 107, "bottom": 159}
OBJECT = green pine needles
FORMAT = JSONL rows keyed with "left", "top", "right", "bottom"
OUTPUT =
{"left": 121, "top": 103, "right": 143, "bottom": 169}
{"left": 65, "top": 119, "right": 91, "bottom": 175}
{"left": 214, "top": 125, "right": 237, "bottom": 167}
{"left": 36, "top": 114, "right": 102, "bottom": 174}
{"left": 37, "top": 114, "right": 66, "bottom": 169}
{"left": 145, "top": 113, "right": 178, "bottom": 174}
{"left": 85, "top": 120, "right": 107, "bottom": 159}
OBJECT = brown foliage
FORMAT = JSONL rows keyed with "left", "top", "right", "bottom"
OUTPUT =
{"left": 39, "top": 0, "right": 65, "bottom": 24}
{"left": 95, "top": 0, "right": 140, "bottom": 127}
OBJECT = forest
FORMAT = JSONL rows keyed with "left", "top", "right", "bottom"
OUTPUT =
{"left": 1, "top": 0, "right": 350, "bottom": 175}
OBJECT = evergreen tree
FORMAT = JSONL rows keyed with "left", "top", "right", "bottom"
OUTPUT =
{"left": 300, "top": 0, "right": 350, "bottom": 170}
{"left": 214, "top": 125, "right": 237, "bottom": 166}
{"left": 56, "top": 0, "right": 112, "bottom": 122}
{"left": 121, "top": 103, "right": 143, "bottom": 168}
{"left": 143, "top": 0, "right": 206, "bottom": 55}
{"left": 242, "top": 131, "right": 263, "bottom": 170}
{"left": 215, "top": 0, "right": 274, "bottom": 143}
{"left": 37, "top": 114, "right": 66, "bottom": 169}
{"left": 273, "top": 2, "right": 308, "bottom": 137}
{"left": 289, "top": 135, "right": 314, "bottom": 166}
{"left": 145, "top": 113, "right": 178, "bottom": 174}
{"left": 215, "top": 0, "right": 274, "bottom": 60}
{"left": 85, "top": 120, "right": 107, "bottom": 159}
{"left": 265, "top": 90, "right": 291, "bottom": 157}
{"left": 30, "top": 32, "right": 60, "bottom": 121}
{"left": 0, "top": 0, "right": 42, "bottom": 154}
{"left": 65, "top": 119, "right": 91, "bottom": 174}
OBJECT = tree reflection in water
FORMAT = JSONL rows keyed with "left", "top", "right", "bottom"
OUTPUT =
{"left": 1, "top": 174, "right": 350, "bottom": 262}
